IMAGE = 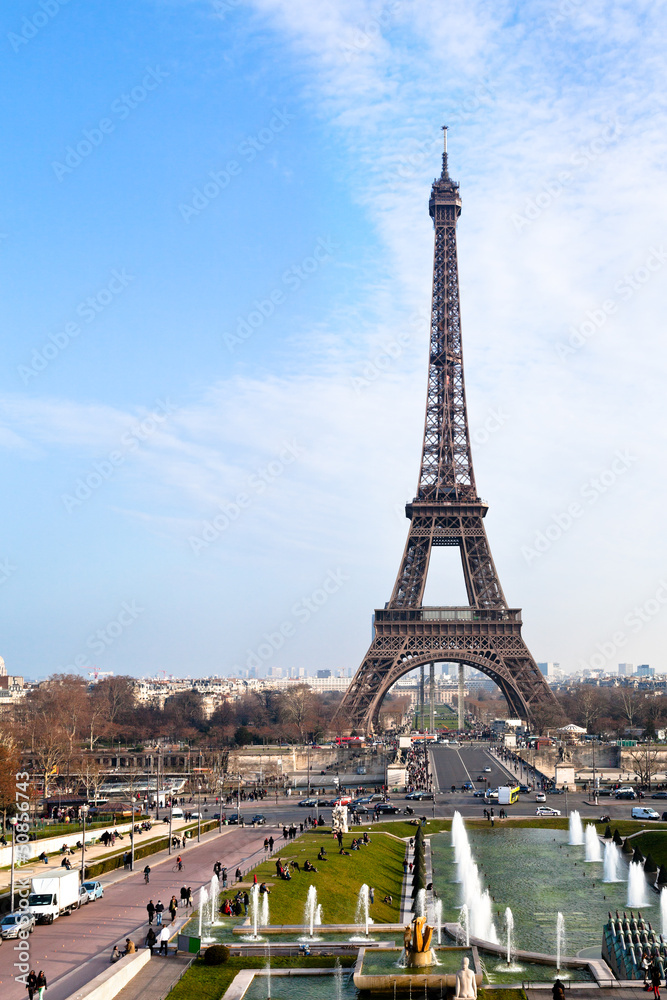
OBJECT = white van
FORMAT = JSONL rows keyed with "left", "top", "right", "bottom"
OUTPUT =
{"left": 171, "top": 807, "right": 184, "bottom": 819}
{"left": 631, "top": 806, "right": 660, "bottom": 820}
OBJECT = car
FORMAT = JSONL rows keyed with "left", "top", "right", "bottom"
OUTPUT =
{"left": 370, "top": 793, "right": 384, "bottom": 800}
{"left": 1, "top": 912, "right": 36, "bottom": 939}
{"left": 615, "top": 790, "right": 636, "bottom": 800}
{"left": 536, "top": 806, "right": 561, "bottom": 816}
{"left": 352, "top": 804, "right": 369, "bottom": 814}
{"left": 406, "top": 791, "right": 428, "bottom": 800}
{"left": 190, "top": 811, "right": 203, "bottom": 818}
{"left": 299, "top": 798, "right": 318, "bottom": 807}
{"left": 632, "top": 807, "right": 661, "bottom": 820}
{"left": 78, "top": 885, "right": 90, "bottom": 906}
{"left": 473, "top": 790, "right": 486, "bottom": 798}
{"left": 462, "top": 781, "right": 474, "bottom": 791}
{"left": 374, "top": 803, "right": 399, "bottom": 814}
{"left": 318, "top": 798, "right": 336, "bottom": 807}
{"left": 484, "top": 766, "right": 492, "bottom": 773}
{"left": 251, "top": 815, "right": 267, "bottom": 825}
{"left": 227, "top": 813, "right": 240, "bottom": 824}
{"left": 652, "top": 792, "right": 667, "bottom": 799}
{"left": 545, "top": 787, "right": 564, "bottom": 794}
{"left": 519, "top": 785, "right": 531, "bottom": 794}
{"left": 486, "top": 789, "right": 499, "bottom": 801}
{"left": 81, "top": 880, "right": 104, "bottom": 902}
{"left": 535, "top": 792, "right": 546, "bottom": 802}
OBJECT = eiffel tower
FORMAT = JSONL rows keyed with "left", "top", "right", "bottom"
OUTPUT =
{"left": 336, "top": 130, "right": 560, "bottom": 734}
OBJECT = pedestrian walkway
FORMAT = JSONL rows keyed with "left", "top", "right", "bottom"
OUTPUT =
{"left": 112, "top": 954, "right": 192, "bottom": 1000}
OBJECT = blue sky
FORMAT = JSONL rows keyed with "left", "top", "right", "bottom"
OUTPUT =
{"left": 1, "top": 0, "right": 666, "bottom": 682}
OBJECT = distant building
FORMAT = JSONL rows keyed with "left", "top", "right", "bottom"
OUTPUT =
{"left": 637, "top": 664, "right": 654, "bottom": 677}
{"left": 538, "top": 662, "right": 559, "bottom": 677}
{"left": 316, "top": 669, "right": 331, "bottom": 678}
{"left": 618, "top": 663, "right": 633, "bottom": 676}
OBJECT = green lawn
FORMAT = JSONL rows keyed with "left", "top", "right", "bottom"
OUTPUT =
{"left": 237, "top": 830, "right": 405, "bottom": 925}
{"left": 165, "top": 954, "right": 354, "bottom": 1000}
{"left": 626, "top": 831, "right": 667, "bottom": 867}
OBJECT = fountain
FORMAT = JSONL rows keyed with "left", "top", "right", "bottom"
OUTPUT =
{"left": 457, "top": 903, "right": 470, "bottom": 947}
{"left": 415, "top": 888, "right": 426, "bottom": 918}
{"left": 334, "top": 958, "right": 343, "bottom": 1000}
{"left": 661, "top": 887, "right": 667, "bottom": 936}
{"left": 505, "top": 907, "right": 514, "bottom": 965}
{"left": 250, "top": 883, "right": 261, "bottom": 940}
{"left": 261, "top": 889, "right": 270, "bottom": 929}
{"left": 568, "top": 811, "right": 584, "bottom": 846}
{"left": 556, "top": 912, "right": 565, "bottom": 972}
{"left": 355, "top": 884, "right": 373, "bottom": 937}
{"left": 402, "top": 914, "right": 435, "bottom": 967}
{"left": 584, "top": 824, "right": 602, "bottom": 863}
{"left": 451, "top": 812, "right": 498, "bottom": 943}
{"left": 603, "top": 841, "right": 621, "bottom": 882}
{"left": 209, "top": 873, "right": 220, "bottom": 924}
{"left": 627, "top": 862, "right": 648, "bottom": 907}
{"left": 198, "top": 885, "right": 209, "bottom": 939}
{"left": 434, "top": 899, "right": 442, "bottom": 945}
{"left": 303, "top": 884, "right": 321, "bottom": 939}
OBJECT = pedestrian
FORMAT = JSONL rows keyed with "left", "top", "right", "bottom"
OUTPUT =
{"left": 264, "top": 838, "right": 269, "bottom": 853}
{"left": 235, "top": 867, "right": 242, "bottom": 882}
{"left": 180, "top": 886, "right": 188, "bottom": 907}
{"left": 169, "top": 896, "right": 178, "bottom": 922}
{"left": 159, "top": 925, "right": 170, "bottom": 956}
{"left": 186, "top": 886, "right": 193, "bottom": 907}
{"left": 369, "top": 887, "right": 375, "bottom": 904}
{"left": 145, "top": 927, "right": 157, "bottom": 955}
{"left": 155, "top": 900, "right": 164, "bottom": 925}
{"left": 243, "top": 891, "right": 250, "bottom": 915}
{"left": 652, "top": 960, "right": 662, "bottom": 999}
{"left": 269, "top": 836, "right": 274, "bottom": 851}
{"left": 147, "top": 900, "right": 155, "bottom": 924}
{"left": 36, "top": 971, "right": 47, "bottom": 1000}
{"left": 26, "top": 970, "right": 38, "bottom": 1000}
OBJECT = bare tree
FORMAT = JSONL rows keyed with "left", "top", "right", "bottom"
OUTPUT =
{"left": 627, "top": 744, "right": 662, "bottom": 789}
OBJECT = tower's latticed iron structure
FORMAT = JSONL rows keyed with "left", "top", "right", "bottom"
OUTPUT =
{"left": 335, "top": 131, "right": 560, "bottom": 733}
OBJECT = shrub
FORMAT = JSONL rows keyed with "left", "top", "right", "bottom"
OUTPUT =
{"left": 656, "top": 865, "right": 667, "bottom": 886}
{"left": 204, "top": 945, "right": 230, "bottom": 965}
{"left": 644, "top": 853, "right": 657, "bottom": 874}
{"left": 604, "top": 825, "right": 612, "bottom": 840}
{"left": 613, "top": 829, "right": 623, "bottom": 846}
{"left": 632, "top": 847, "right": 645, "bottom": 865}
{"left": 622, "top": 838, "right": 634, "bottom": 854}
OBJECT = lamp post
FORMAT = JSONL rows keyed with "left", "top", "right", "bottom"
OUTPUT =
{"left": 81, "top": 805, "right": 87, "bottom": 882}
{"left": 168, "top": 798, "right": 173, "bottom": 856}
{"left": 9, "top": 816, "right": 18, "bottom": 912}
{"left": 155, "top": 751, "right": 160, "bottom": 822}
{"left": 197, "top": 783, "right": 201, "bottom": 843}
{"left": 131, "top": 799, "right": 135, "bottom": 870}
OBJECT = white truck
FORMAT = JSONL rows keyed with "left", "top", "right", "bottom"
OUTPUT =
{"left": 28, "top": 868, "right": 81, "bottom": 924}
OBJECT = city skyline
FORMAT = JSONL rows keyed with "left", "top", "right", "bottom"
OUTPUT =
{"left": 2, "top": 2, "right": 666, "bottom": 683}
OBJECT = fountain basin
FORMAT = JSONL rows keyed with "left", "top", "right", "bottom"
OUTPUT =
{"left": 353, "top": 947, "right": 483, "bottom": 992}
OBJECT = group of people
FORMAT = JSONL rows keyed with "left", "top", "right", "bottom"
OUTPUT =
{"left": 146, "top": 892, "right": 192, "bottom": 926}
{"left": 220, "top": 889, "right": 250, "bottom": 916}
{"left": 24, "top": 970, "right": 47, "bottom": 1000}
{"left": 642, "top": 953, "right": 664, "bottom": 998}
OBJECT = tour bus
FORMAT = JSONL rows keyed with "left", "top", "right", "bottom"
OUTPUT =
{"left": 498, "top": 785, "right": 521, "bottom": 805}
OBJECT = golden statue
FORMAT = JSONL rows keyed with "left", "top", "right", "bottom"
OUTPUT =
{"left": 403, "top": 915, "right": 436, "bottom": 967}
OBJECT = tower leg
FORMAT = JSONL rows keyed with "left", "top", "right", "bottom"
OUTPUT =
{"left": 419, "top": 663, "right": 425, "bottom": 731}
{"left": 429, "top": 662, "right": 435, "bottom": 734}
{"left": 458, "top": 663, "right": 465, "bottom": 731}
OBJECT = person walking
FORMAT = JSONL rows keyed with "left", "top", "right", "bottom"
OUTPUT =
{"left": 159, "top": 925, "right": 170, "bottom": 956}
{"left": 369, "top": 887, "right": 375, "bottom": 904}
{"left": 36, "top": 971, "right": 47, "bottom": 1000}
{"left": 652, "top": 959, "right": 662, "bottom": 999}
{"left": 264, "top": 837, "right": 269, "bottom": 853}
{"left": 269, "top": 836, "right": 274, "bottom": 851}
{"left": 169, "top": 896, "right": 178, "bottom": 922}
{"left": 26, "top": 970, "right": 37, "bottom": 1000}
{"left": 155, "top": 900, "right": 164, "bottom": 925}
{"left": 186, "top": 886, "right": 193, "bottom": 907}
{"left": 180, "top": 886, "right": 188, "bottom": 907}
{"left": 146, "top": 900, "right": 155, "bottom": 924}
{"left": 145, "top": 927, "right": 157, "bottom": 955}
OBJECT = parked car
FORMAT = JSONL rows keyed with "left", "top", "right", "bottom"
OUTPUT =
{"left": 318, "top": 798, "right": 337, "bottom": 807}
{"left": 535, "top": 792, "right": 546, "bottom": 802}
{"left": 78, "top": 885, "right": 90, "bottom": 906}
{"left": 615, "top": 790, "right": 636, "bottom": 800}
{"left": 251, "top": 815, "right": 267, "bottom": 825}
{"left": 299, "top": 798, "right": 318, "bottom": 807}
{"left": 536, "top": 806, "right": 561, "bottom": 816}
{"left": 651, "top": 792, "right": 667, "bottom": 799}
{"left": 374, "top": 803, "right": 399, "bottom": 814}
{"left": 81, "top": 880, "right": 104, "bottom": 902}
{"left": 1, "top": 912, "right": 35, "bottom": 939}
{"left": 632, "top": 807, "right": 660, "bottom": 820}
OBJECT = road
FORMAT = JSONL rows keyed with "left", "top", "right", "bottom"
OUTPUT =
{"left": 0, "top": 825, "right": 271, "bottom": 1000}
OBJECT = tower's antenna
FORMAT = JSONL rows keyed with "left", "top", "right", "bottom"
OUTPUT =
{"left": 441, "top": 125, "right": 449, "bottom": 179}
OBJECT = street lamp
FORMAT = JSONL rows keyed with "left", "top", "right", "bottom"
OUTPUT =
{"left": 9, "top": 816, "right": 18, "bottom": 912}
{"left": 131, "top": 799, "right": 135, "bottom": 870}
{"left": 197, "top": 783, "right": 202, "bottom": 843}
{"left": 168, "top": 797, "right": 173, "bottom": 856}
{"left": 81, "top": 805, "right": 88, "bottom": 881}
